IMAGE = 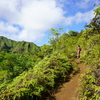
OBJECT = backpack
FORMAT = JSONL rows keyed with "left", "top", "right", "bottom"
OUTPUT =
{"left": 80, "top": 48, "right": 82, "bottom": 51}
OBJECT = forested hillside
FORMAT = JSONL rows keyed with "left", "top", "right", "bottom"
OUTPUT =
{"left": 0, "top": 36, "right": 40, "bottom": 54}
{"left": 0, "top": 7, "right": 100, "bottom": 100}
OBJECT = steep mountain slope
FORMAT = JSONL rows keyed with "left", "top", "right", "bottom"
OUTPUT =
{"left": 0, "top": 36, "right": 40, "bottom": 54}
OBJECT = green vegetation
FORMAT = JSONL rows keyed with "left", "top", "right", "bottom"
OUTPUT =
{"left": 0, "top": 36, "right": 40, "bottom": 54}
{"left": 0, "top": 52, "right": 72, "bottom": 100}
{"left": 77, "top": 7, "right": 100, "bottom": 100}
{"left": 0, "top": 7, "right": 100, "bottom": 100}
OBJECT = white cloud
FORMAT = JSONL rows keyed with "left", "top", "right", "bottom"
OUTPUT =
{"left": 0, "top": 0, "right": 97, "bottom": 45}
{"left": 19, "top": 0, "right": 64, "bottom": 29}
{"left": 74, "top": 10, "right": 94, "bottom": 23}
{"left": 18, "top": 30, "right": 45, "bottom": 42}
{"left": 0, "top": 21, "right": 19, "bottom": 33}
{"left": 0, "top": 0, "right": 65, "bottom": 42}
{"left": 64, "top": 10, "right": 94, "bottom": 26}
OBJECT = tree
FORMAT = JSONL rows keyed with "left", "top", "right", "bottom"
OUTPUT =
{"left": 68, "top": 30, "right": 78, "bottom": 36}
{"left": 58, "top": 27, "right": 64, "bottom": 34}
{"left": 85, "top": 7, "right": 100, "bottom": 34}
{"left": 40, "top": 44, "right": 52, "bottom": 57}
{"left": 48, "top": 28, "right": 60, "bottom": 44}
{"left": 48, "top": 28, "right": 61, "bottom": 51}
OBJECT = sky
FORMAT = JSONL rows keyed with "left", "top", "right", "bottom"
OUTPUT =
{"left": 0, "top": 0, "right": 100, "bottom": 46}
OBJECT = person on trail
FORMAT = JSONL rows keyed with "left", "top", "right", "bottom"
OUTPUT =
{"left": 77, "top": 45, "right": 82, "bottom": 58}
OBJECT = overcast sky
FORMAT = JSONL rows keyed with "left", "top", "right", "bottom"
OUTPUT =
{"left": 0, "top": 0, "right": 99, "bottom": 46}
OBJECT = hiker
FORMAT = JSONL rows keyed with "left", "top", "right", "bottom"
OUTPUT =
{"left": 77, "top": 45, "right": 82, "bottom": 58}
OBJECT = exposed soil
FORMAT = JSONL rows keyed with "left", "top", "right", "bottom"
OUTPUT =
{"left": 55, "top": 59, "right": 86, "bottom": 100}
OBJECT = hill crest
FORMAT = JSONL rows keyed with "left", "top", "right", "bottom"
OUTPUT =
{"left": 0, "top": 36, "right": 40, "bottom": 54}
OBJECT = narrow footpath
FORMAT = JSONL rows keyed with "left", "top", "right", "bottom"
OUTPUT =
{"left": 55, "top": 59, "right": 86, "bottom": 100}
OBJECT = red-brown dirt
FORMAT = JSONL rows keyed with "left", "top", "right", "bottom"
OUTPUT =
{"left": 55, "top": 59, "right": 86, "bottom": 100}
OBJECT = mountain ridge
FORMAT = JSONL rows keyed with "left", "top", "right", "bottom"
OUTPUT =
{"left": 0, "top": 36, "right": 40, "bottom": 54}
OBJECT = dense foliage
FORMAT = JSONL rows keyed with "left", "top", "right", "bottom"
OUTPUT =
{"left": 0, "top": 36, "right": 40, "bottom": 54}
{"left": 77, "top": 7, "right": 100, "bottom": 100}
{"left": 0, "top": 7, "right": 100, "bottom": 100}
{"left": 0, "top": 52, "right": 72, "bottom": 100}
{"left": 0, "top": 52, "right": 40, "bottom": 81}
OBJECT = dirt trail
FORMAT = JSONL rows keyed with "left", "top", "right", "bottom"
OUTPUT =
{"left": 55, "top": 59, "right": 86, "bottom": 100}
